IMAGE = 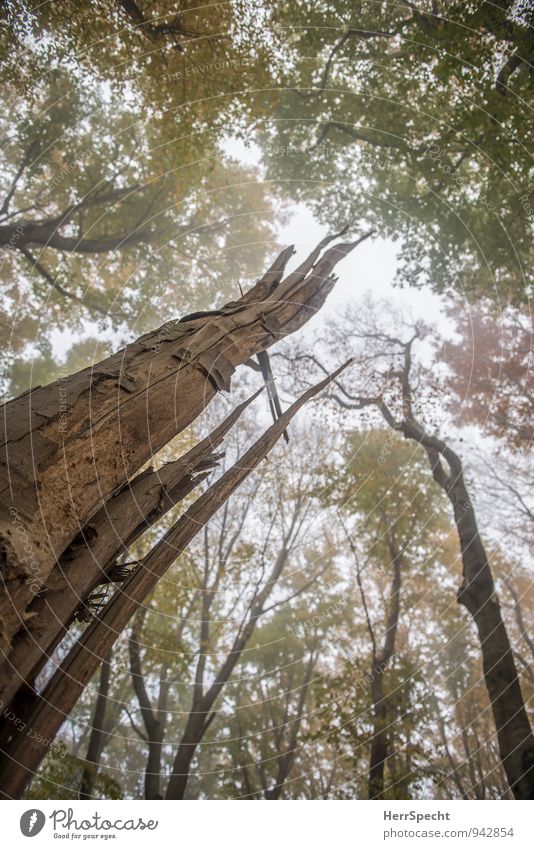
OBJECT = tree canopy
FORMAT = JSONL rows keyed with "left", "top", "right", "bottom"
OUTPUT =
{"left": 0, "top": 0, "right": 532, "bottom": 805}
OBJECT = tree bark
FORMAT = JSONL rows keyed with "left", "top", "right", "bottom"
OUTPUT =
{"left": 368, "top": 535, "right": 402, "bottom": 800}
{"left": 0, "top": 393, "right": 243, "bottom": 713}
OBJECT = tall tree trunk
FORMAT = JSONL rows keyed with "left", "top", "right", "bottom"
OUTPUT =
{"left": 0, "top": 363, "right": 349, "bottom": 799}
{"left": 79, "top": 651, "right": 112, "bottom": 799}
{"left": 368, "top": 535, "right": 402, "bottom": 800}
{"left": 376, "top": 369, "right": 534, "bottom": 798}
{"left": 425, "top": 454, "right": 534, "bottom": 799}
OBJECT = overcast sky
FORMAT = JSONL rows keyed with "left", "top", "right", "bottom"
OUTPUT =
{"left": 222, "top": 135, "right": 449, "bottom": 334}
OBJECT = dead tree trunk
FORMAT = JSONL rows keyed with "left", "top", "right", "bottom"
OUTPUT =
{"left": 0, "top": 231, "right": 370, "bottom": 661}
{"left": 0, "top": 400, "right": 235, "bottom": 712}
{"left": 0, "top": 363, "right": 349, "bottom": 798}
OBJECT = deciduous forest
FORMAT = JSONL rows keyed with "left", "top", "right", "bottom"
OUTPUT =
{"left": 0, "top": 0, "right": 532, "bottom": 802}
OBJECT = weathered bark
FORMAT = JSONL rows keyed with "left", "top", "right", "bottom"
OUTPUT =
{"left": 79, "top": 651, "right": 113, "bottom": 800}
{"left": 0, "top": 388, "right": 257, "bottom": 797}
{"left": 0, "top": 363, "right": 349, "bottom": 798}
{"left": 368, "top": 535, "right": 402, "bottom": 800}
{"left": 373, "top": 338, "right": 534, "bottom": 800}
{"left": 0, "top": 392, "right": 250, "bottom": 712}
{"left": 0, "top": 231, "right": 370, "bottom": 655}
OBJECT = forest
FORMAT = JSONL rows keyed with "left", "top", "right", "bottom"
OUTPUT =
{"left": 0, "top": 0, "right": 532, "bottom": 802}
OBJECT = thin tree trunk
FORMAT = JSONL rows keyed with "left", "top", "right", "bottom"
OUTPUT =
{"left": 368, "top": 535, "right": 402, "bottom": 800}
{"left": 165, "top": 549, "right": 293, "bottom": 800}
{"left": 165, "top": 491, "right": 314, "bottom": 799}
{"left": 164, "top": 712, "right": 208, "bottom": 800}
{"left": 264, "top": 648, "right": 317, "bottom": 799}
{"left": 79, "top": 651, "right": 112, "bottom": 799}
{"left": 432, "top": 694, "right": 469, "bottom": 799}
{"left": 129, "top": 620, "right": 169, "bottom": 800}
{"left": 0, "top": 396, "right": 238, "bottom": 713}
{"left": 368, "top": 673, "right": 389, "bottom": 800}
{"left": 504, "top": 577, "right": 534, "bottom": 662}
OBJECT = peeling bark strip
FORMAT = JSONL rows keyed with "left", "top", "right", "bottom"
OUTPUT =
{"left": 0, "top": 231, "right": 371, "bottom": 654}
{"left": 0, "top": 391, "right": 261, "bottom": 711}
{"left": 0, "top": 362, "right": 351, "bottom": 799}
{"left": 368, "top": 536, "right": 403, "bottom": 801}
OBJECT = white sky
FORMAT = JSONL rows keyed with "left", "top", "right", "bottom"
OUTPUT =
{"left": 222, "top": 135, "right": 448, "bottom": 331}
{"left": 48, "top": 135, "right": 450, "bottom": 362}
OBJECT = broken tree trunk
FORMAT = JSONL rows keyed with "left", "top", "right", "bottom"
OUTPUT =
{"left": 0, "top": 393, "right": 257, "bottom": 712}
{"left": 0, "top": 363, "right": 350, "bottom": 799}
{"left": 0, "top": 232, "right": 370, "bottom": 657}
{"left": 0, "top": 390, "right": 256, "bottom": 768}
